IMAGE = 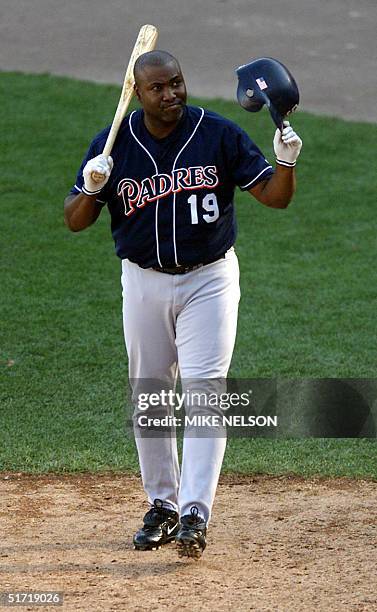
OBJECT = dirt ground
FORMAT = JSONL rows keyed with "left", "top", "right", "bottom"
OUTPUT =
{"left": 0, "top": 474, "right": 376, "bottom": 612}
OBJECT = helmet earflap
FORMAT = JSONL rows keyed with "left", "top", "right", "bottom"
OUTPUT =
{"left": 236, "top": 79, "right": 266, "bottom": 113}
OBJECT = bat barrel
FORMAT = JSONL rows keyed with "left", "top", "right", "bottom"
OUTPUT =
{"left": 90, "top": 24, "right": 158, "bottom": 184}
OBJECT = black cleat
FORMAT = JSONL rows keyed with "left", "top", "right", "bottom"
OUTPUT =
{"left": 133, "top": 498, "right": 179, "bottom": 551}
{"left": 176, "top": 506, "right": 207, "bottom": 559}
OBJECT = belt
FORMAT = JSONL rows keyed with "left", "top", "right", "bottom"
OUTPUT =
{"left": 151, "top": 253, "right": 226, "bottom": 275}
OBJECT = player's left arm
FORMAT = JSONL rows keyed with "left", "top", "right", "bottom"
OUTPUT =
{"left": 249, "top": 122, "right": 302, "bottom": 209}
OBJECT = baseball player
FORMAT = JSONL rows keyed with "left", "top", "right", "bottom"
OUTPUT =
{"left": 64, "top": 50, "right": 302, "bottom": 559}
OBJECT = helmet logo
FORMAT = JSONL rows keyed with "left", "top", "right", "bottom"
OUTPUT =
{"left": 256, "top": 77, "right": 268, "bottom": 90}
{"left": 246, "top": 88, "right": 254, "bottom": 98}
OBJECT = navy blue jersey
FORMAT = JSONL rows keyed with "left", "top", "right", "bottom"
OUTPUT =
{"left": 70, "top": 105, "right": 273, "bottom": 267}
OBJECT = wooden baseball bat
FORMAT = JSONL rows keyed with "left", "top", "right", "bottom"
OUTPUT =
{"left": 91, "top": 24, "right": 158, "bottom": 183}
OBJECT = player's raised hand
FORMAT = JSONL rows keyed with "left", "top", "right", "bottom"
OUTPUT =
{"left": 273, "top": 121, "right": 302, "bottom": 167}
{"left": 82, "top": 154, "right": 114, "bottom": 195}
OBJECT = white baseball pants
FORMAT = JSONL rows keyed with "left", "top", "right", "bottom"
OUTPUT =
{"left": 121, "top": 248, "right": 240, "bottom": 522}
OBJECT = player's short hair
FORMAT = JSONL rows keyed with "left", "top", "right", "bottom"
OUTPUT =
{"left": 134, "top": 50, "right": 181, "bottom": 83}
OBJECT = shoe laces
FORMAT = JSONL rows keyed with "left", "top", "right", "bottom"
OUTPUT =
{"left": 182, "top": 505, "right": 204, "bottom": 527}
{"left": 190, "top": 505, "right": 199, "bottom": 520}
{"left": 144, "top": 498, "right": 175, "bottom": 524}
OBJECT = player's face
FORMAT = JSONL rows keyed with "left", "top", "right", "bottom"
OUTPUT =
{"left": 135, "top": 61, "right": 187, "bottom": 127}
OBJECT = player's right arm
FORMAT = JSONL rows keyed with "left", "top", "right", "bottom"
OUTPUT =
{"left": 64, "top": 193, "right": 102, "bottom": 231}
{"left": 64, "top": 153, "right": 113, "bottom": 232}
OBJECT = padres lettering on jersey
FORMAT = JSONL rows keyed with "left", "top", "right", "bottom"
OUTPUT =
{"left": 118, "top": 165, "right": 219, "bottom": 216}
{"left": 70, "top": 106, "right": 273, "bottom": 268}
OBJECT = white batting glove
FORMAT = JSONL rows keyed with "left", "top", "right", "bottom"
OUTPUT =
{"left": 82, "top": 154, "right": 113, "bottom": 195}
{"left": 273, "top": 121, "right": 302, "bottom": 167}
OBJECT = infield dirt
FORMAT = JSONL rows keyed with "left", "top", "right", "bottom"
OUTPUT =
{"left": 1, "top": 474, "right": 376, "bottom": 611}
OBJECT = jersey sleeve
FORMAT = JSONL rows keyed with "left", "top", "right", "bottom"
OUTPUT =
{"left": 225, "top": 124, "right": 274, "bottom": 191}
{"left": 68, "top": 139, "right": 108, "bottom": 206}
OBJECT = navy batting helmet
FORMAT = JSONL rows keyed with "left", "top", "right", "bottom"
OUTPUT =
{"left": 236, "top": 57, "right": 299, "bottom": 130}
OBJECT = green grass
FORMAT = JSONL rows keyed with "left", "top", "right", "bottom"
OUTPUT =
{"left": 223, "top": 439, "right": 377, "bottom": 478}
{"left": 0, "top": 72, "right": 376, "bottom": 476}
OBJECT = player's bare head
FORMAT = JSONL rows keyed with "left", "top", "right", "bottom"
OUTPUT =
{"left": 134, "top": 50, "right": 182, "bottom": 85}
{"left": 133, "top": 50, "right": 187, "bottom": 130}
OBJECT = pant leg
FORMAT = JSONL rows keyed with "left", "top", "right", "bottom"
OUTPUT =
{"left": 175, "top": 249, "right": 241, "bottom": 522}
{"left": 121, "top": 259, "right": 180, "bottom": 509}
